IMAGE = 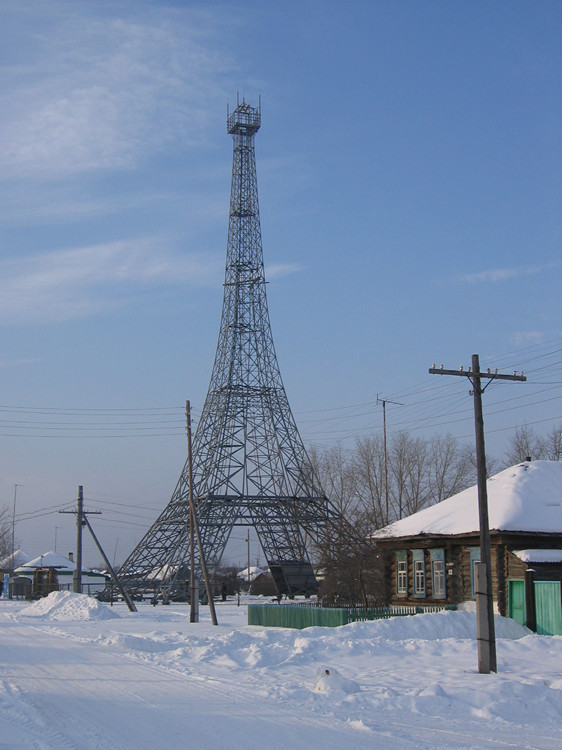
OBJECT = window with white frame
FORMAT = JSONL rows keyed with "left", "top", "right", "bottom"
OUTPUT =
{"left": 432, "top": 559, "right": 445, "bottom": 596}
{"left": 414, "top": 560, "right": 425, "bottom": 595}
{"left": 395, "top": 550, "right": 407, "bottom": 596}
{"left": 430, "top": 548, "right": 446, "bottom": 599}
{"left": 412, "top": 549, "right": 426, "bottom": 597}
{"left": 397, "top": 561, "right": 407, "bottom": 594}
{"left": 469, "top": 547, "right": 481, "bottom": 600}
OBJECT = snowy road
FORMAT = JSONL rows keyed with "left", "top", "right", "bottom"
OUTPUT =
{"left": 1, "top": 619, "right": 376, "bottom": 749}
{"left": 1, "top": 594, "right": 561, "bottom": 749}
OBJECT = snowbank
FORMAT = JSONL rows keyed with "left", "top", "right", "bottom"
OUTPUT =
{"left": 15, "top": 591, "right": 120, "bottom": 621}
{"left": 338, "top": 609, "right": 531, "bottom": 641}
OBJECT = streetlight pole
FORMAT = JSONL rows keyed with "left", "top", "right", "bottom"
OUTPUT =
{"left": 11, "top": 484, "right": 23, "bottom": 574}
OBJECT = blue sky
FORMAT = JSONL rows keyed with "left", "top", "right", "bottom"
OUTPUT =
{"left": 1, "top": 0, "right": 560, "bottom": 566}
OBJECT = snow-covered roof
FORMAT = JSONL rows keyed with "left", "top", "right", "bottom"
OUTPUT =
{"left": 372, "top": 460, "right": 562, "bottom": 539}
{"left": 15, "top": 551, "right": 76, "bottom": 572}
{"left": 237, "top": 566, "right": 265, "bottom": 582}
{"left": 0, "top": 549, "right": 32, "bottom": 569}
{"left": 512, "top": 549, "right": 562, "bottom": 563}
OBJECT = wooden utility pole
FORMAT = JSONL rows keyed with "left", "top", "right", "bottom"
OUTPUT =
{"left": 81, "top": 513, "right": 137, "bottom": 613}
{"left": 186, "top": 401, "right": 218, "bottom": 626}
{"left": 246, "top": 531, "right": 251, "bottom": 591}
{"left": 430, "top": 355, "right": 526, "bottom": 673}
{"left": 187, "top": 400, "right": 197, "bottom": 623}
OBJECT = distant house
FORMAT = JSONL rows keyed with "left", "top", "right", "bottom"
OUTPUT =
{"left": 370, "top": 461, "right": 562, "bottom": 634}
{"left": 15, "top": 551, "right": 108, "bottom": 595}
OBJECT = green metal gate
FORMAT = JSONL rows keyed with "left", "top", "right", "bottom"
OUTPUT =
{"left": 534, "top": 581, "right": 562, "bottom": 636}
{"left": 508, "top": 579, "right": 526, "bottom": 626}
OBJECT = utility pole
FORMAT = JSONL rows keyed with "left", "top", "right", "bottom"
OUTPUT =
{"left": 246, "top": 531, "right": 251, "bottom": 590}
{"left": 81, "top": 513, "right": 137, "bottom": 613}
{"left": 187, "top": 400, "right": 197, "bottom": 623}
{"left": 376, "top": 396, "right": 402, "bottom": 523}
{"left": 60, "top": 485, "right": 101, "bottom": 595}
{"left": 75, "top": 485, "right": 84, "bottom": 593}
{"left": 186, "top": 401, "right": 218, "bottom": 625}
{"left": 60, "top": 487, "right": 136, "bottom": 612}
{"left": 11, "top": 484, "right": 23, "bottom": 575}
{"left": 429, "top": 354, "right": 526, "bottom": 674}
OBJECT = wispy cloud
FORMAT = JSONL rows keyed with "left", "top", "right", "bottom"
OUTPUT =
{"left": 0, "top": 181, "right": 227, "bottom": 227}
{"left": 457, "top": 261, "right": 559, "bottom": 285}
{"left": 0, "top": 239, "right": 222, "bottom": 325}
{"left": 265, "top": 263, "right": 304, "bottom": 280}
{"left": 0, "top": 357, "right": 41, "bottom": 370}
{"left": 1, "top": 3, "right": 234, "bottom": 180}
{"left": 509, "top": 331, "right": 551, "bottom": 347}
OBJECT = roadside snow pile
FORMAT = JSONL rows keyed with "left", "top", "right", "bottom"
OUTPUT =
{"left": 16, "top": 591, "right": 120, "bottom": 621}
{"left": 91, "top": 610, "right": 532, "bottom": 678}
{"left": 339, "top": 609, "right": 530, "bottom": 641}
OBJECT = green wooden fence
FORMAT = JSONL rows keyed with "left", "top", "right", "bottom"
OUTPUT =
{"left": 248, "top": 603, "right": 456, "bottom": 629}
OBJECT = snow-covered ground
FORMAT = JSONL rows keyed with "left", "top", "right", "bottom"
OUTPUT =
{"left": 1, "top": 593, "right": 560, "bottom": 749}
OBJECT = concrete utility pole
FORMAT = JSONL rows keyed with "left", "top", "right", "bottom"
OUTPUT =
{"left": 429, "top": 354, "right": 526, "bottom": 674}
{"left": 74, "top": 485, "right": 84, "bottom": 594}
{"left": 60, "top": 485, "right": 101, "bottom": 595}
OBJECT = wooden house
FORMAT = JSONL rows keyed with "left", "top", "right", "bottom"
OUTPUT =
{"left": 369, "top": 460, "right": 562, "bottom": 634}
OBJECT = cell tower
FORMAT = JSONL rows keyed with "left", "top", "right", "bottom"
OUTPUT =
{"left": 117, "top": 98, "right": 343, "bottom": 598}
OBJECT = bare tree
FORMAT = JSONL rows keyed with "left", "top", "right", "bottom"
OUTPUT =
{"left": 310, "top": 444, "right": 383, "bottom": 606}
{"left": 543, "top": 424, "right": 562, "bottom": 461}
{"left": 0, "top": 506, "right": 12, "bottom": 561}
{"left": 352, "top": 435, "right": 386, "bottom": 530}
{"left": 504, "top": 425, "right": 547, "bottom": 466}
{"left": 503, "top": 423, "right": 562, "bottom": 466}
{"left": 310, "top": 443, "right": 359, "bottom": 522}
{"left": 308, "top": 430, "right": 485, "bottom": 605}
{"left": 389, "top": 432, "right": 430, "bottom": 519}
{"left": 427, "top": 434, "right": 475, "bottom": 503}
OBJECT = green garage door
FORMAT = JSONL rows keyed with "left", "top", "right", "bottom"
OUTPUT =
{"left": 534, "top": 581, "right": 562, "bottom": 636}
{"left": 508, "top": 580, "right": 526, "bottom": 626}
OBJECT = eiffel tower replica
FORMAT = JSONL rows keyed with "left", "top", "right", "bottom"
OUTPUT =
{"left": 117, "top": 98, "right": 343, "bottom": 599}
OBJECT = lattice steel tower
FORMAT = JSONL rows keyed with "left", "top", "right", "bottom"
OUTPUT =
{"left": 117, "top": 99, "right": 342, "bottom": 598}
